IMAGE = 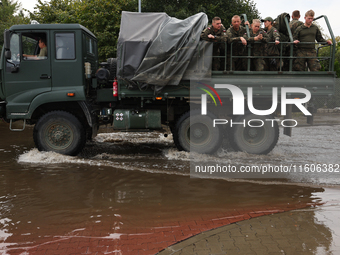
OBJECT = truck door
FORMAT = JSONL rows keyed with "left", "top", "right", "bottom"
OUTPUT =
{"left": 4, "top": 31, "right": 51, "bottom": 114}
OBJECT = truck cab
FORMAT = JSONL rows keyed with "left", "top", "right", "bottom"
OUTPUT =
{"left": 1, "top": 24, "right": 98, "bottom": 117}
{"left": 1, "top": 24, "right": 100, "bottom": 155}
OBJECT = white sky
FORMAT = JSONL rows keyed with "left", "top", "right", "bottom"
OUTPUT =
{"left": 20, "top": 0, "right": 340, "bottom": 38}
{"left": 20, "top": 0, "right": 39, "bottom": 12}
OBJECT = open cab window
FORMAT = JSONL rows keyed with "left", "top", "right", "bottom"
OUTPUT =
{"left": 22, "top": 33, "right": 48, "bottom": 60}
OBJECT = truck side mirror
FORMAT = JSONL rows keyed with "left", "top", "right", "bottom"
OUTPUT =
{"left": 3, "top": 30, "right": 12, "bottom": 60}
{"left": 4, "top": 29, "right": 11, "bottom": 51}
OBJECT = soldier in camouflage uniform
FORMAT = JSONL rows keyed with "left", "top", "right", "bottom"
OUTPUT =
{"left": 289, "top": 10, "right": 303, "bottom": 35}
{"left": 262, "top": 17, "right": 281, "bottom": 71}
{"left": 201, "top": 17, "right": 228, "bottom": 70}
{"left": 289, "top": 11, "right": 304, "bottom": 70}
{"left": 243, "top": 19, "right": 268, "bottom": 71}
{"left": 226, "top": 15, "right": 247, "bottom": 71}
{"left": 293, "top": 10, "right": 332, "bottom": 71}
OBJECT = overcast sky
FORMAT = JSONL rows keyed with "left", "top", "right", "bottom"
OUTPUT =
{"left": 21, "top": 0, "right": 340, "bottom": 38}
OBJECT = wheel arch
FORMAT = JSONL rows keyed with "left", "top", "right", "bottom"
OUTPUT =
{"left": 30, "top": 101, "right": 91, "bottom": 127}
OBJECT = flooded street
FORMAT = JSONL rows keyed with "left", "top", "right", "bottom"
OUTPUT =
{"left": 0, "top": 118, "right": 340, "bottom": 254}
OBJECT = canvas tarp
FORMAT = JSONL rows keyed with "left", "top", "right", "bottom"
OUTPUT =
{"left": 117, "top": 11, "right": 212, "bottom": 88}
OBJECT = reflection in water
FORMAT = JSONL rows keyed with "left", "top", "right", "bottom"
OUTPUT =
{"left": 0, "top": 122, "right": 339, "bottom": 254}
{"left": 312, "top": 188, "right": 340, "bottom": 254}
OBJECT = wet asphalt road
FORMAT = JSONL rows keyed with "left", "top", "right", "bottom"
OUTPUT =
{"left": 0, "top": 118, "right": 339, "bottom": 254}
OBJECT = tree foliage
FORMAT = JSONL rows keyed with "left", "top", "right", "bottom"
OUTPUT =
{"left": 317, "top": 36, "right": 340, "bottom": 108}
{"left": 142, "top": 0, "right": 260, "bottom": 27}
{"left": 0, "top": 0, "right": 29, "bottom": 52}
{"left": 28, "top": 0, "right": 259, "bottom": 61}
{"left": 29, "top": 0, "right": 78, "bottom": 24}
{"left": 319, "top": 36, "right": 340, "bottom": 76}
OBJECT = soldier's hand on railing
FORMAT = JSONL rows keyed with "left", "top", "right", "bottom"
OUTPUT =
{"left": 327, "top": 40, "right": 332, "bottom": 45}
{"left": 275, "top": 40, "right": 280, "bottom": 45}
{"left": 241, "top": 37, "right": 247, "bottom": 45}
{"left": 293, "top": 40, "right": 300, "bottom": 44}
{"left": 208, "top": 34, "right": 215, "bottom": 39}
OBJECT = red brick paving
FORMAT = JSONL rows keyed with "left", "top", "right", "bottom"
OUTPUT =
{"left": 0, "top": 202, "right": 322, "bottom": 255}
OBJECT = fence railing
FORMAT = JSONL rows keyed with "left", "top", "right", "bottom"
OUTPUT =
{"left": 211, "top": 41, "right": 334, "bottom": 73}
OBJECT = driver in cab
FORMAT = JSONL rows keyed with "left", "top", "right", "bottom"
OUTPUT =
{"left": 22, "top": 38, "right": 47, "bottom": 60}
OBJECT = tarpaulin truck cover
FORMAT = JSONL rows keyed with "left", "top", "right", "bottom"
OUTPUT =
{"left": 117, "top": 11, "right": 213, "bottom": 89}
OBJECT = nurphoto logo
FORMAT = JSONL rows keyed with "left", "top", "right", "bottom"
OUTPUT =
{"left": 198, "top": 82, "right": 223, "bottom": 107}
{"left": 200, "top": 84, "right": 312, "bottom": 128}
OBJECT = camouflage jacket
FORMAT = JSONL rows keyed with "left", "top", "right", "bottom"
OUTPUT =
{"left": 293, "top": 24, "right": 327, "bottom": 49}
{"left": 289, "top": 19, "right": 303, "bottom": 36}
{"left": 243, "top": 28, "right": 269, "bottom": 56}
{"left": 226, "top": 25, "right": 246, "bottom": 55}
{"left": 265, "top": 26, "right": 280, "bottom": 56}
{"left": 200, "top": 25, "right": 227, "bottom": 43}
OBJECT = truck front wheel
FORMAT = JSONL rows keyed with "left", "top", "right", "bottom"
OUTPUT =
{"left": 229, "top": 113, "right": 279, "bottom": 154}
{"left": 33, "top": 111, "right": 86, "bottom": 156}
{"left": 174, "top": 110, "right": 222, "bottom": 154}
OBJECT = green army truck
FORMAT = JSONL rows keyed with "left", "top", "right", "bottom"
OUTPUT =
{"left": 0, "top": 12, "right": 336, "bottom": 156}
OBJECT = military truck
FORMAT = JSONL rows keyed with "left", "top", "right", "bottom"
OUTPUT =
{"left": 0, "top": 12, "right": 336, "bottom": 156}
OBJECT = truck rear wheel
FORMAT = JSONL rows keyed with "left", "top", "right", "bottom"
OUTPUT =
{"left": 33, "top": 111, "right": 86, "bottom": 156}
{"left": 174, "top": 110, "right": 222, "bottom": 154}
{"left": 229, "top": 113, "right": 279, "bottom": 154}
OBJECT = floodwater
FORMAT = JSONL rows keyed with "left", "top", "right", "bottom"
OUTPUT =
{"left": 0, "top": 116, "right": 340, "bottom": 254}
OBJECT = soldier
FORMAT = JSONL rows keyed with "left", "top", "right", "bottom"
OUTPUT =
{"left": 262, "top": 17, "right": 281, "bottom": 71}
{"left": 293, "top": 10, "right": 332, "bottom": 71}
{"left": 289, "top": 10, "right": 303, "bottom": 35}
{"left": 226, "top": 15, "right": 247, "bottom": 71}
{"left": 288, "top": 11, "right": 304, "bottom": 70}
{"left": 243, "top": 19, "right": 268, "bottom": 71}
{"left": 201, "top": 17, "right": 228, "bottom": 70}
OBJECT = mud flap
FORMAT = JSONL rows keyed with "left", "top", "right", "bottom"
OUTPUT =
{"left": 307, "top": 107, "right": 314, "bottom": 125}
{"left": 283, "top": 104, "right": 292, "bottom": 137}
